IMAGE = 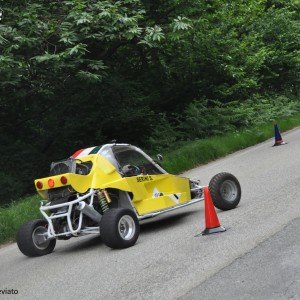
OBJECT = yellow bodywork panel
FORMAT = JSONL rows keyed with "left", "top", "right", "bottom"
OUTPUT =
{"left": 35, "top": 154, "right": 130, "bottom": 197}
{"left": 124, "top": 174, "right": 190, "bottom": 215}
{"left": 34, "top": 154, "right": 191, "bottom": 216}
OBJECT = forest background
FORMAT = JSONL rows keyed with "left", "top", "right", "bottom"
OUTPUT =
{"left": 0, "top": 0, "right": 299, "bottom": 205}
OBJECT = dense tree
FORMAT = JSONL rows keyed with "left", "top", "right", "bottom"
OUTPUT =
{"left": 0, "top": 0, "right": 299, "bottom": 204}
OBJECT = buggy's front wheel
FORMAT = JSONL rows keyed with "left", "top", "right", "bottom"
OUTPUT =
{"left": 16, "top": 219, "right": 56, "bottom": 257}
{"left": 209, "top": 172, "right": 241, "bottom": 210}
{"left": 100, "top": 208, "right": 139, "bottom": 249}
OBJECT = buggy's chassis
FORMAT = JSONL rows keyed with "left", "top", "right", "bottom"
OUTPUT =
{"left": 40, "top": 185, "right": 204, "bottom": 240}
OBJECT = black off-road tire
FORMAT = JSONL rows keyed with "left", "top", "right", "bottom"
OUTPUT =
{"left": 100, "top": 208, "right": 140, "bottom": 249}
{"left": 16, "top": 219, "right": 56, "bottom": 257}
{"left": 209, "top": 172, "right": 241, "bottom": 211}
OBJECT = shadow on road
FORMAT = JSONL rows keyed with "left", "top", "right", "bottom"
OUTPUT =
{"left": 56, "top": 208, "right": 200, "bottom": 254}
{"left": 59, "top": 235, "right": 103, "bottom": 254}
{"left": 140, "top": 209, "right": 199, "bottom": 234}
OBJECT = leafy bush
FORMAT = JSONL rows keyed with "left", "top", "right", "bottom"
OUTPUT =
{"left": 0, "top": 0, "right": 299, "bottom": 204}
{"left": 148, "top": 114, "right": 182, "bottom": 152}
{"left": 148, "top": 95, "right": 300, "bottom": 151}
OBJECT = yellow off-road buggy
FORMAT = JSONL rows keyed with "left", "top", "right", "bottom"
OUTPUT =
{"left": 17, "top": 143, "right": 241, "bottom": 257}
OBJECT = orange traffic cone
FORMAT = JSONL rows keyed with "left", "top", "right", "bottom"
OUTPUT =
{"left": 202, "top": 187, "right": 226, "bottom": 235}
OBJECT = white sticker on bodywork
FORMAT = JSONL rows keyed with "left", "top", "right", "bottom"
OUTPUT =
{"left": 152, "top": 187, "right": 181, "bottom": 204}
{"left": 153, "top": 188, "right": 161, "bottom": 198}
{"left": 169, "top": 193, "right": 181, "bottom": 204}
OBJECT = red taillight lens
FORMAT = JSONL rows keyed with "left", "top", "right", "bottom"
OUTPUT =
{"left": 48, "top": 179, "right": 55, "bottom": 188}
{"left": 60, "top": 176, "right": 68, "bottom": 185}
{"left": 36, "top": 181, "right": 43, "bottom": 189}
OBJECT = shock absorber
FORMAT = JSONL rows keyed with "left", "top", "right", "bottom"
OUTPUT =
{"left": 97, "top": 190, "right": 109, "bottom": 213}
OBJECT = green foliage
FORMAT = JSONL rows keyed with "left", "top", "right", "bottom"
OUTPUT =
{"left": 0, "top": 0, "right": 299, "bottom": 204}
{"left": 0, "top": 195, "right": 41, "bottom": 244}
{"left": 148, "top": 95, "right": 300, "bottom": 150}
{"left": 148, "top": 114, "right": 181, "bottom": 152}
{"left": 162, "top": 113, "right": 300, "bottom": 175}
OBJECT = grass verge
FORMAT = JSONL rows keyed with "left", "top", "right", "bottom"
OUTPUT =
{"left": 0, "top": 195, "right": 41, "bottom": 245}
{"left": 1, "top": 114, "right": 300, "bottom": 245}
{"left": 163, "top": 114, "right": 300, "bottom": 173}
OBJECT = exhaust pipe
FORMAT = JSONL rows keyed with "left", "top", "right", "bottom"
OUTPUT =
{"left": 77, "top": 201, "right": 102, "bottom": 223}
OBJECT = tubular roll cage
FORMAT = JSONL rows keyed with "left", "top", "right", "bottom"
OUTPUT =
{"left": 40, "top": 189, "right": 99, "bottom": 238}
{"left": 40, "top": 184, "right": 204, "bottom": 239}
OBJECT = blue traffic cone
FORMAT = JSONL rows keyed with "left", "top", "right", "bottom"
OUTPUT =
{"left": 273, "top": 124, "right": 286, "bottom": 146}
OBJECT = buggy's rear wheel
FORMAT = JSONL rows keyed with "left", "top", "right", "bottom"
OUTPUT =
{"left": 16, "top": 220, "right": 56, "bottom": 257}
{"left": 100, "top": 208, "right": 139, "bottom": 249}
{"left": 209, "top": 172, "right": 241, "bottom": 210}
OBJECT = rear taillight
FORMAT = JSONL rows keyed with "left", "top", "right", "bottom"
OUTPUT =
{"left": 36, "top": 181, "right": 43, "bottom": 189}
{"left": 60, "top": 176, "right": 68, "bottom": 185}
{"left": 48, "top": 179, "right": 55, "bottom": 188}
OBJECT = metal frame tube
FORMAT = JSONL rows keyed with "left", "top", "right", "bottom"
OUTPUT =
{"left": 40, "top": 183, "right": 205, "bottom": 237}
{"left": 40, "top": 189, "right": 94, "bottom": 238}
{"left": 138, "top": 196, "right": 204, "bottom": 220}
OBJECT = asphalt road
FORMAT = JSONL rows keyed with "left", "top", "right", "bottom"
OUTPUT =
{"left": 182, "top": 218, "right": 300, "bottom": 300}
{"left": 1, "top": 127, "right": 300, "bottom": 300}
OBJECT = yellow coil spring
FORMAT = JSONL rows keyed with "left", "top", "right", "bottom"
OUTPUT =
{"left": 98, "top": 191, "right": 109, "bottom": 213}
